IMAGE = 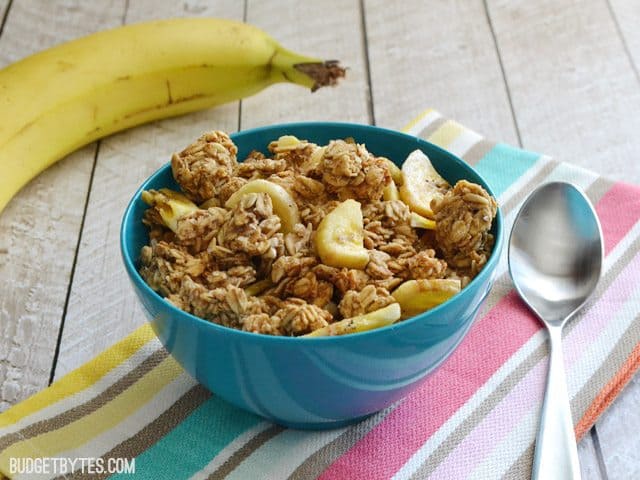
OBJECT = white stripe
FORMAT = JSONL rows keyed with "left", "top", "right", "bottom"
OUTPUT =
{"left": 468, "top": 268, "right": 640, "bottom": 480}
{"left": 224, "top": 428, "right": 347, "bottom": 480}
{"left": 42, "top": 372, "right": 197, "bottom": 477}
{"left": 189, "top": 422, "right": 272, "bottom": 480}
{"left": 0, "top": 337, "right": 161, "bottom": 439}
{"left": 391, "top": 328, "right": 547, "bottom": 480}
{"left": 393, "top": 175, "right": 628, "bottom": 480}
{"left": 497, "top": 155, "right": 552, "bottom": 204}
{"left": 404, "top": 110, "right": 442, "bottom": 137}
{"left": 443, "top": 127, "right": 484, "bottom": 158}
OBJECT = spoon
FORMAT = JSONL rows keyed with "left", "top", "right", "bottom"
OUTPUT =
{"left": 508, "top": 181, "right": 603, "bottom": 480}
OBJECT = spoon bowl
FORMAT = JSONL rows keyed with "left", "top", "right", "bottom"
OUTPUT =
{"left": 509, "top": 182, "right": 603, "bottom": 324}
{"left": 509, "top": 181, "right": 603, "bottom": 480}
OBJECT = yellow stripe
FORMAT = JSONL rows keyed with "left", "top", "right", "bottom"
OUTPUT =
{"left": 0, "top": 354, "right": 182, "bottom": 471}
{"left": 401, "top": 108, "right": 434, "bottom": 133}
{"left": 427, "top": 120, "right": 465, "bottom": 149}
{"left": 0, "top": 323, "right": 155, "bottom": 428}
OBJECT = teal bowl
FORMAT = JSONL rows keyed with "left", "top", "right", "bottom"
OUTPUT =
{"left": 120, "top": 122, "right": 503, "bottom": 429}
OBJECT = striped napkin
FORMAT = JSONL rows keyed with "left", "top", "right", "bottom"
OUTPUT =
{"left": 1, "top": 109, "right": 639, "bottom": 480}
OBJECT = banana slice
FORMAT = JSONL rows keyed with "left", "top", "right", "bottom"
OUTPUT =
{"left": 304, "top": 303, "right": 401, "bottom": 337}
{"left": 225, "top": 179, "right": 300, "bottom": 233}
{"left": 391, "top": 279, "right": 461, "bottom": 318}
{"left": 141, "top": 188, "right": 199, "bottom": 232}
{"left": 410, "top": 212, "right": 436, "bottom": 230}
{"left": 315, "top": 199, "right": 369, "bottom": 269}
{"left": 399, "top": 149, "right": 450, "bottom": 218}
{"left": 381, "top": 157, "right": 403, "bottom": 185}
{"left": 383, "top": 180, "right": 400, "bottom": 201}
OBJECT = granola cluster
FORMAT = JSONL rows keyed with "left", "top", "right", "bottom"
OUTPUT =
{"left": 139, "top": 130, "right": 497, "bottom": 336}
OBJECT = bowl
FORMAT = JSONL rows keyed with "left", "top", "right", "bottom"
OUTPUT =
{"left": 120, "top": 122, "right": 503, "bottom": 429}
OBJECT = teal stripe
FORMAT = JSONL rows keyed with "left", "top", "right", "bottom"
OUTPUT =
{"left": 109, "top": 397, "right": 261, "bottom": 480}
{"left": 473, "top": 143, "right": 541, "bottom": 196}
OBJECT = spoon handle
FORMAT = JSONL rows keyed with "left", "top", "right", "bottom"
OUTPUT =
{"left": 532, "top": 325, "right": 581, "bottom": 480}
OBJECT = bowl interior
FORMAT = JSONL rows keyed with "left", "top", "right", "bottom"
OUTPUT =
{"left": 121, "top": 122, "right": 502, "bottom": 340}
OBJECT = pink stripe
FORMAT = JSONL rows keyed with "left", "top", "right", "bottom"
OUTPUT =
{"left": 429, "top": 251, "right": 640, "bottom": 479}
{"left": 318, "top": 292, "right": 540, "bottom": 480}
{"left": 596, "top": 182, "right": 640, "bottom": 254}
{"left": 320, "top": 181, "right": 639, "bottom": 480}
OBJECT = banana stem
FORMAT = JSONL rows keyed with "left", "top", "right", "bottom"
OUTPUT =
{"left": 271, "top": 47, "right": 346, "bottom": 91}
{"left": 294, "top": 61, "right": 346, "bottom": 92}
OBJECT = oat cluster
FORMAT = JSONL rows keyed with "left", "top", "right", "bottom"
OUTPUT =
{"left": 139, "top": 131, "right": 497, "bottom": 336}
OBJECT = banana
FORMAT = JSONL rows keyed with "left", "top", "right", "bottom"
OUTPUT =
{"left": 141, "top": 188, "right": 199, "bottom": 232}
{"left": 399, "top": 149, "right": 450, "bottom": 218}
{"left": 409, "top": 211, "right": 436, "bottom": 230}
{"left": 225, "top": 179, "right": 300, "bottom": 233}
{"left": 315, "top": 199, "right": 369, "bottom": 269}
{"left": 0, "top": 18, "right": 345, "bottom": 213}
{"left": 304, "top": 303, "right": 401, "bottom": 337}
{"left": 391, "top": 279, "right": 461, "bottom": 318}
{"left": 382, "top": 180, "right": 400, "bottom": 201}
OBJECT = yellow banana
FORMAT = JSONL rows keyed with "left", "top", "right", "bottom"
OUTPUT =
{"left": 0, "top": 18, "right": 345, "bottom": 213}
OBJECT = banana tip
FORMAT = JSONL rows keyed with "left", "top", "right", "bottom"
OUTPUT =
{"left": 294, "top": 60, "right": 346, "bottom": 92}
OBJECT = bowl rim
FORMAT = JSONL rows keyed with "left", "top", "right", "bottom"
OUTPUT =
{"left": 120, "top": 121, "right": 504, "bottom": 344}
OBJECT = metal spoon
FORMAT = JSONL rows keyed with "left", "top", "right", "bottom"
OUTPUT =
{"left": 508, "top": 181, "right": 603, "bottom": 480}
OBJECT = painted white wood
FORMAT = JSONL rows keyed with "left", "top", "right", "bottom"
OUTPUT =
{"left": 579, "top": 431, "right": 606, "bottom": 480}
{"left": 363, "top": 0, "right": 519, "bottom": 143}
{"left": 241, "top": 0, "right": 370, "bottom": 128}
{"left": 487, "top": 0, "right": 640, "bottom": 184}
{"left": 0, "top": 0, "right": 126, "bottom": 412}
{"left": 596, "top": 372, "right": 640, "bottom": 480}
{"left": 609, "top": 0, "right": 640, "bottom": 73}
{"left": 53, "top": 0, "right": 244, "bottom": 379}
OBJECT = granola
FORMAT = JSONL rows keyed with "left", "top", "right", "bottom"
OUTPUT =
{"left": 139, "top": 132, "right": 498, "bottom": 336}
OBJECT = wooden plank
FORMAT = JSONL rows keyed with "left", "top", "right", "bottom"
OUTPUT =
{"left": 596, "top": 372, "right": 640, "bottom": 479}
{"left": 53, "top": 0, "right": 244, "bottom": 379}
{"left": 241, "top": 0, "right": 370, "bottom": 128}
{"left": 486, "top": 0, "right": 640, "bottom": 184}
{"left": 596, "top": 3, "right": 640, "bottom": 476}
{"left": 579, "top": 430, "right": 607, "bottom": 480}
{"left": 488, "top": 0, "right": 640, "bottom": 475}
{"left": 0, "top": 1, "right": 9, "bottom": 30}
{"left": 609, "top": 0, "right": 640, "bottom": 76}
{"left": 0, "top": 0, "right": 126, "bottom": 412}
{"left": 363, "top": 0, "right": 519, "bottom": 143}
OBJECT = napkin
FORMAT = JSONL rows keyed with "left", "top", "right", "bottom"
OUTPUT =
{"left": 1, "top": 109, "right": 639, "bottom": 480}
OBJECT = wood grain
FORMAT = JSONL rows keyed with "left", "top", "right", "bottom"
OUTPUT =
{"left": 487, "top": 0, "right": 640, "bottom": 184}
{"left": 0, "top": 1, "right": 8, "bottom": 30}
{"left": 609, "top": 0, "right": 640, "bottom": 77}
{"left": 579, "top": 432, "right": 607, "bottom": 480}
{"left": 52, "top": 0, "right": 244, "bottom": 379}
{"left": 241, "top": 0, "right": 370, "bottom": 128}
{"left": 0, "top": 0, "right": 126, "bottom": 412}
{"left": 363, "top": 0, "right": 519, "bottom": 143}
{"left": 596, "top": 372, "right": 640, "bottom": 479}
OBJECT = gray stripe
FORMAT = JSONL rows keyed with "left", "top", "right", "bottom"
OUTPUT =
{"left": 286, "top": 405, "right": 396, "bottom": 480}
{"left": 500, "top": 159, "right": 560, "bottom": 214}
{"left": 407, "top": 232, "right": 640, "bottom": 479}
{"left": 502, "top": 443, "right": 535, "bottom": 480}
{"left": 60, "top": 384, "right": 211, "bottom": 480}
{"left": 207, "top": 425, "right": 284, "bottom": 480}
{"left": 585, "top": 176, "right": 615, "bottom": 205}
{"left": 504, "top": 313, "right": 640, "bottom": 480}
{"left": 572, "top": 313, "right": 640, "bottom": 426}
{"left": 462, "top": 139, "right": 496, "bottom": 166}
{"left": 0, "top": 347, "right": 167, "bottom": 453}
{"left": 416, "top": 116, "right": 448, "bottom": 140}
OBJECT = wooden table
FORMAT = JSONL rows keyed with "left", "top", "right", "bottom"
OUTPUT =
{"left": 1, "top": 1, "right": 638, "bottom": 478}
